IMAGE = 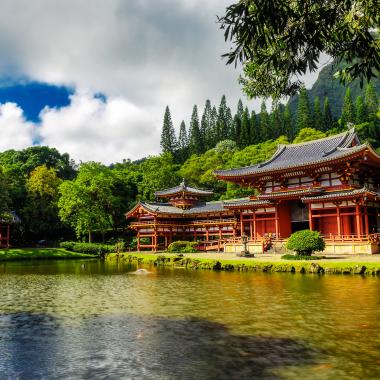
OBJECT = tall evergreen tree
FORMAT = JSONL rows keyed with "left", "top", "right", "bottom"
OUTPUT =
{"left": 322, "top": 97, "right": 333, "bottom": 131}
{"left": 250, "top": 110, "right": 258, "bottom": 144}
{"left": 240, "top": 107, "right": 251, "bottom": 147}
{"left": 365, "top": 81, "right": 379, "bottom": 125}
{"left": 233, "top": 114, "right": 242, "bottom": 147}
{"left": 178, "top": 121, "right": 188, "bottom": 149}
{"left": 226, "top": 107, "right": 234, "bottom": 139}
{"left": 355, "top": 96, "right": 367, "bottom": 125}
{"left": 160, "top": 106, "right": 177, "bottom": 153}
{"left": 313, "top": 96, "right": 323, "bottom": 130}
{"left": 270, "top": 105, "right": 282, "bottom": 139}
{"left": 259, "top": 101, "right": 271, "bottom": 142}
{"left": 283, "top": 104, "right": 293, "bottom": 139}
{"left": 236, "top": 99, "right": 244, "bottom": 121}
{"left": 295, "top": 87, "right": 312, "bottom": 134}
{"left": 209, "top": 106, "right": 218, "bottom": 148}
{"left": 188, "top": 105, "right": 202, "bottom": 154}
{"left": 201, "top": 99, "right": 212, "bottom": 150}
{"left": 340, "top": 88, "right": 356, "bottom": 128}
{"left": 216, "top": 95, "right": 229, "bottom": 141}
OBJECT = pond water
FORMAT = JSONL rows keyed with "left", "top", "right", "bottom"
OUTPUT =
{"left": 0, "top": 259, "right": 379, "bottom": 379}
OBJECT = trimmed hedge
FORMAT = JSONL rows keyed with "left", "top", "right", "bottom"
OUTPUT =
{"left": 286, "top": 230, "right": 325, "bottom": 256}
{"left": 167, "top": 241, "right": 199, "bottom": 253}
{"left": 59, "top": 241, "right": 122, "bottom": 256}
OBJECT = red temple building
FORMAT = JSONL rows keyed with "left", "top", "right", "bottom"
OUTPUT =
{"left": 0, "top": 212, "right": 20, "bottom": 248}
{"left": 127, "top": 129, "right": 380, "bottom": 254}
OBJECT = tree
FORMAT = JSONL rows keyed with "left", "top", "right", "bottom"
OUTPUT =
{"left": 340, "top": 88, "right": 356, "bottom": 128}
{"left": 270, "top": 105, "right": 282, "bottom": 139}
{"left": 233, "top": 114, "right": 242, "bottom": 147}
{"left": 58, "top": 163, "right": 116, "bottom": 242}
{"left": 282, "top": 104, "right": 293, "bottom": 140}
{"left": 188, "top": 105, "right": 203, "bottom": 154}
{"left": 178, "top": 121, "right": 188, "bottom": 150}
{"left": 216, "top": 95, "right": 230, "bottom": 141}
{"left": 355, "top": 96, "right": 367, "bottom": 124}
{"left": 219, "top": 0, "right": 380, "bottom": 100}
{"left": 160, "top": 106, "right": 177, "bottom": 154}
{"left": 209, "top": 106, "right": 218, "bottom": 148}
{"left": 240, "top": 107, "right": 251, "bottom": 147}
{"left": 258, "top": 101, "right": 271, "bottom": 142}
{"left": 313, "top": 96, "right": 323, "bottom": 131}
{"left": 250, "top": 110, "right": 258, "bottom": 144}
{"left": 201, "top": 100, "right": 213, "bottom": 150}
{"left": 365, "top": 81, "right": 379, "bottom": 125}
{"left": 0, "top": 166, "right": 11, "bottom": 217}
{"left": 323, "top": 97, "right": 334, "bottom": 131}
{"left": 293, "top": 128, "right": 326, "bottom": 144}
{"left": 22, "top": 165, "right": 63, "bottom": 238}
{"left": 296, "top": 87, "right": 312, "bottom": 134}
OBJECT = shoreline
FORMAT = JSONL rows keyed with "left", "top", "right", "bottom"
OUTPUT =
{"left": 106, "top": 252, "right": 380, "bottom": 276}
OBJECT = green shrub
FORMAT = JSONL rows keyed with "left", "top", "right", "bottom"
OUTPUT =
{"left": 167, "top": 241, "right": 199, "bottom": 253}
{"left": 286, "top": 230, "right": 325, "bottom": 256}
{"left": 129, "top": 237, "right": 150, "bottom": 249}
{"left": 281, "top": 254, "right": 323, "bottom": 260}
{"left": 59, "top": 241, "right": 122, "bottom": 256}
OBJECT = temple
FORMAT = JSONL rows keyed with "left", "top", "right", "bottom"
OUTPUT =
{"left": 126, "top": 129, "right": 380, "bottom": 254}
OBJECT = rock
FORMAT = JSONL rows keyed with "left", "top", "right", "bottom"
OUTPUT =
{"left": 213, "top": 261, "right": 222, "bottom": 270}
{"left": 353, "top": 265, "right": 366, "bottom": 274}
{"left": 309, "top": 263, "right": 323, "bottom": 274}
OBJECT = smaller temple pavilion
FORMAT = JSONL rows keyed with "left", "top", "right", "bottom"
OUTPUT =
{"left": 127, "top": 129, "right": 380, "bottom": 254}
{"left": 0, "top": 212, "right": 20, "bottom": 248}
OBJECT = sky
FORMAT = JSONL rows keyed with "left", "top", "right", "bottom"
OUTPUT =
{"left": 0, "top": 0, "right": 320, "bottom": 164}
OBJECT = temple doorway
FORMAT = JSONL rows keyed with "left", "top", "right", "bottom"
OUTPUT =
{"left": 290, "top": 201, "right": 309, "bottom": 233}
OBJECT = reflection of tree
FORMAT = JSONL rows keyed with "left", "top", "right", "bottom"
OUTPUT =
{"left": 0, "top": 313, "right": 318, "bottom": 379}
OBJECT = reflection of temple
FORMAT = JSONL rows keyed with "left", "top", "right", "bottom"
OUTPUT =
{"left": 126, "top": 129, "right": 380, "bottom": 254}
{"left": 0, "top": 212, "right": 20, "bottom": 248}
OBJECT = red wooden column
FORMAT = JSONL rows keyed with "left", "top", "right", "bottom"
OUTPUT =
{"left": 364, "top": 206, "right": 369, "bottom": 237}
{"left": 240, "top": 212, "right": 243, "bottom": 237}
{"left": 205, "top": 226, "right": 209, "bottom": 242}
{"left": 308, "top": 204, "right": 314, "bottom": 231}
{"left": 355, "top": 204, "right": 362, "bottom": 238}
{"left": 137, "top": 231, "right": 141, "bottom": 252}
{"left": 253, "top": 211, "right": 257, "bottom": 241}
{"left": 249, "top": 218, "right": 253, "bottom": 240}
{"left": 274, "top": 203, "right": 279, "bottom": 238}
{"left": 336, "top": 203, "right": 341, "bottom": 237}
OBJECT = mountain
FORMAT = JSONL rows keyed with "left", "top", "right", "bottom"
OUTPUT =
{"left": 288, "top": 61, "right": 380, "bottom": 119}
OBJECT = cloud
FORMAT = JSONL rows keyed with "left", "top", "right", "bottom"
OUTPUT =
{"left": 38, "top": 91, "right": 159, "bottom": 164}
{"left": 0, "top": 103, "right": 34, "bottom": 151}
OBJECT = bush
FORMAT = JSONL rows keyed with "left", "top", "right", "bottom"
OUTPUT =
{"left": 167, "top": 241, "right": 199, "bottom": 253}
{"left": 286, "top": 230, "right": 325, "bottom": 256}
{"left": 281, "top": 254, "right": 323, "bottom": 260}
{"left": 59, "top": 241, "right": 123, "bottom": 256}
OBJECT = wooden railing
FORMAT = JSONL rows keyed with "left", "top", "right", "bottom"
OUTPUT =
{"left": 130, "top": 218, "right": 237, "bottom": 228}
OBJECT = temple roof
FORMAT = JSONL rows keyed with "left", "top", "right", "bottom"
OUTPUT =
{"left": 155, "top": 179, "right": 213, "bottom": 198}
{"left": 301, "top": 187, "right": 380, "bottom": 203}
{"left": 215, "top": 129, "right": 369, "bottom": 178}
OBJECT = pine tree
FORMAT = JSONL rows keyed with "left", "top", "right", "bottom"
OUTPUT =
{"left": 240, "top": 107, "right": 251, "bottom": 147}
{"left": 178, "top": 121, "right": 188, "bottom": 149}
{"left": 189, "top": 105, "right": 202, "bottom": 154}
{"left": 259, "top": 101, "right": 271, "bottom": 142}
{"left": 270, "top": 105, "right": 282, "bottom": 139}
{"left": 365, "top": 81, "right": 379, "bottom": 125}
{"left": 283, "top": 104, "right": 293, "bottom": 139}
{"left": 250, "top": 110, "right": 258, "bottom": 144}
{"left": 313, "top": 96, "right": 323, "bottom": 130}
{"left": 216, "top": 95, "right": 229, "bottom": 141}
{"left": 355, "top": 96, "right": 366, "bottom": 124}
{"left": 340, "top": 88, "right": 356, "bottom": 128}
{"left": 209, "top": 106, "right": 218, "bottom": 148}
{"left": 323, "top": 97, "right": 333, "bottom": 131}
{"left": 226, "top": 107, "right": 234, "bottom": 139}
{"left": 160, "top": 106, "right": 177, "bottom": 153}
{"left": 233, "top": 114, "right": 242, "bottom": 147}
{"left": 295, "top": 87, "right": 312, "bottom": 134}
{"left": 236, "top": 99, "right": 244, "bottom": 121}
{"left": 201, "top": 99, "right": 212, "bottom": 151}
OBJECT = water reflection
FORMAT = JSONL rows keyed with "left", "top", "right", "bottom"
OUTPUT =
{"left": 0, "top": 312, "right": 318, "bottom": 379}
{"left": 0, "top": 260, "right": 379, "bottom": 379}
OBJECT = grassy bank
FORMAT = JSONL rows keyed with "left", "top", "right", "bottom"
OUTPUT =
{"left": 0, "top": 248, "right": 97, "bottom": 261}
{"left": 106, "top": 252, "right": 380, "bottom": 276}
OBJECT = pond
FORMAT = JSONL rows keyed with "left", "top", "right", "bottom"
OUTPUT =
{"left": 0, "top": 259, "right": 379, "bottom": 379}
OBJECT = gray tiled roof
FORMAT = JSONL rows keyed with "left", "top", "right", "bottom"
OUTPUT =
{"left": 155, "top": 179, "right": 213, "bottom": 197}
{"left": 224, "top": 198, "right": 272, "bottom": 207}
{"left": 141, "top": 200, "right": 227, "bottom": 215}
{"left": 301, "top": 187, "right": 380, "bottom": 202}
{"left": 258, "top": 187, "right": 324, "bottom": 199}
{"left": 215, "top": 129, "right": 365, "bottom": 177}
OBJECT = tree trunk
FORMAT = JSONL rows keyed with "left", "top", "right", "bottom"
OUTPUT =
{"left": 88, "top": 230, "right": 92, "bottom": 243}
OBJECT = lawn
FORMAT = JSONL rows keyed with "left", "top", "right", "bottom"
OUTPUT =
{"left": 0, "top": 248, "right": 97, "bottom": 261}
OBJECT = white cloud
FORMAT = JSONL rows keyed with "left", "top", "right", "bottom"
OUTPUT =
{"left": 39, "top": 91, "right": 159, "bottom": 164}
{"left": 0, "top": 103, "right": 34, "bottom": 151}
